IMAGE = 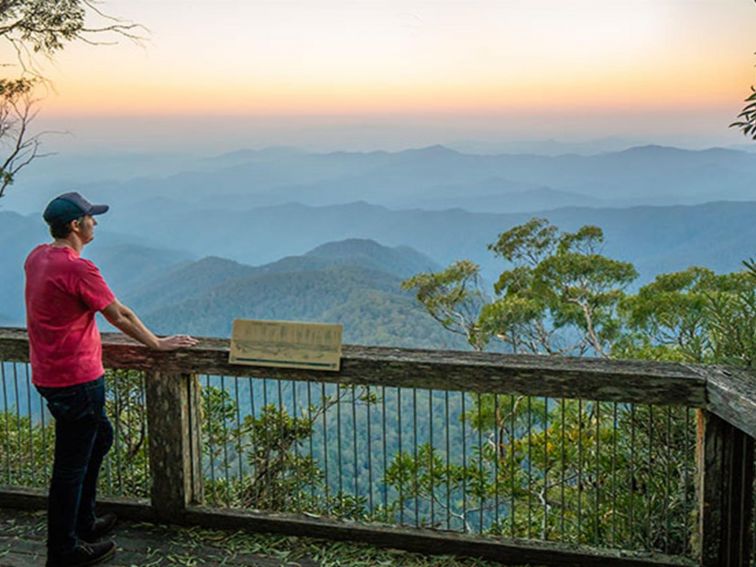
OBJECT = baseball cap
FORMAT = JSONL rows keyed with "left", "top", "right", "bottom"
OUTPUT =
{"left": 43, "top": 192, "right": 109, "bottom": 225}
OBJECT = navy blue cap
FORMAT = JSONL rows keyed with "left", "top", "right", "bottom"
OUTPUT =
{"left": 43, "top": 192, "right": 109, "bottom": 225}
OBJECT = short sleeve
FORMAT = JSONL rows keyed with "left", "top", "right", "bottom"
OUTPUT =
{"left": 76, "top": 260, "right": 116, "bottom": 312}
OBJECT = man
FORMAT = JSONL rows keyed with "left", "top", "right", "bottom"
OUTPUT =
{"left": 25, "top": 192, "right": 198, "bottom": 567}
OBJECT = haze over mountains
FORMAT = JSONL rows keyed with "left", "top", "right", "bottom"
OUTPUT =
{"left": 7, "top": 143, "right": 756, "bottom": 214}
{"left": 1, "top": 143, "right": 754, "bottom": 346}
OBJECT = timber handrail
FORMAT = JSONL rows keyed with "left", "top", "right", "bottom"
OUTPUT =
{"left": 0, "top": 327, "right": 709, "bottom": 406}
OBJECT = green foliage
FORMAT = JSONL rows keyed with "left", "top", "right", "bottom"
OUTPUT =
{"left": 401, "top": 260, "right": 489, "bottom": 350}
{"left": 406, "top": 218, "right": 637, "bottom": 356}
{"left": 0, "top": 76, "right": 39, "bottom": 198}
{"left": 616, "top": 268, "right": 755, "bottom": 367}
{"left": 1, "top": 0, "right": 86, "bottom": 55}
{"left": 0, "top": 409, "right": 53, "bottom": 488}
{"left": 400, "top": 217, "right": 753, "bottom": 553}
{"left": 238, "top": 403, "right": 322, "bottom": 510}
{"left": 101, "top": 369, "right": 150, "bottom": 497}
{"left": 0, "top": 0, "right": 140, "bottom": 61}
{"left": 731, "top": 86, "right": 756, "bottom": 140}
{"left": 380, "top": 398, "right": 695, "bottom": 552}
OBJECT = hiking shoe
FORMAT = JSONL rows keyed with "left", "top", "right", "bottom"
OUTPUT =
{"left": 46, "top": 540, "right": 116, "bottom": 566}
{"left": 79, "top": 513, "right": 118, "bottom": 542}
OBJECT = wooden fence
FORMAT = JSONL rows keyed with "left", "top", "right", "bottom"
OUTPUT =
{"left": 0, "top": 327, "right": 753, "bottom": 567}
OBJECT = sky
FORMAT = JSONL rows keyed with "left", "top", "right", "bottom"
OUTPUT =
{"left": 3, "top": 0, "right": 756, "bottom": 152}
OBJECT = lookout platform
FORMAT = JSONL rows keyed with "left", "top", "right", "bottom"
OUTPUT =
{"left": 0, "top": 507, "right": 522, "bottom": 567}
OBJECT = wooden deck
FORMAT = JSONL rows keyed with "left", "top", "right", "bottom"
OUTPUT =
{"left": 0, "top": 507, "right": 534, "bottom": 567}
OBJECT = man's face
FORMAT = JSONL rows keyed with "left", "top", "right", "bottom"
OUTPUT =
{"left": 72, "top": 215, "right": 97, "bottom": 244}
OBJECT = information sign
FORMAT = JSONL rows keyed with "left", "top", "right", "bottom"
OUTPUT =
{"left": 229, "top": 319, "right": 343, "bottom": 371}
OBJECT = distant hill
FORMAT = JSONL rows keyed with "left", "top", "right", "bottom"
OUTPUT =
{"left": 301, "top": 239, "right": 439, "bottom": 278}
{"left": 123, "top": 238, "right": 439, "bottom": 312}
{"left": 0, "top": 211, "right": 194, "bottom": 325}
{"left": 123, "top": 241, "right": 460, "bottom": 348}
{"left": 118, "top": 256, "right": 246, "bottom": 315}
{"left": 89, "top": 244, "right": 194, "bottom": 292}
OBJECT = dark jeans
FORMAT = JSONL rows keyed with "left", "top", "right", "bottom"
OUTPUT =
{"left": 36, "top": 377, "right": 114, "bottom": 554}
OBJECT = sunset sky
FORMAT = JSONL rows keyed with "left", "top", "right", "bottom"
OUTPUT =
{"left": 3, "top": 0, "right": 755, "bottom": 151}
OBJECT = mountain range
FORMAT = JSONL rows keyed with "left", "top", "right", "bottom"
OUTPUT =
{"left": 1, "top": 143, "right": 754, "bottom": 347}
{"left": 6, "top": 144, "right": 756, "bottom": 216}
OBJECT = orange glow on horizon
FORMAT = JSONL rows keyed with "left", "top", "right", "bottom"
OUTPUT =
{"left": 45, "top": 58, "right": 749, "bottom": 118}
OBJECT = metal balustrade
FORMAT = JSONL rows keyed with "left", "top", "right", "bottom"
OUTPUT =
{"left": 0, "top": 362, "right": 150, "bottom": 499}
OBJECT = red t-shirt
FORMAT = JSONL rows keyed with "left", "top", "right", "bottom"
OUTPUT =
{"left": 24, "top": 244, "right": 116, "bottom": 387}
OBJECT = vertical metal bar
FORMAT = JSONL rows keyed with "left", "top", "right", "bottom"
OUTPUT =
{"left": 118, "top": 370, "right": 131, "bottom": 496}
{"left": 125, "top": 369, "right": 134, "bottom": 494}
{"left": 461, "top": 391, "right": 467, "bottom": 532}
{"left": 221, "top": 376, "right": 231, "bottom": 506}
{"left": 510, "top": 394, "right": 516, "bottom": 538}
{"left": 382, "top": 385, "right": 388, "bottom": 518}
{"left": 595, "top": 400, "right": 601, "bottom": 545}
{"left": 478, "top": 392, "right": 484, "bottom": 535}
{"left": 413, "top": 387, "right": 419, "bottom": 528}
{"left": 683, "top": 406, "right": 691, "bottom": 557}
{"left": 249, "top": 377, "right": 257, "bottom": 504}
{"left": 307, "top": 381, "right": 315, "bottom": 503}
{"left": 429, "top": 389, "right": 434, "bottom": 528}
{"left": 337, "top": 384, "right": 343, "bottom": 499}
{"left": 560, "top": 398, "right": 566, "bottom": 540}
{"left": 445, "top": 389, "right": 451, "bottom": 530}
{"left": 205, "top": 374, "right": 216, "bottom": 504}
{"left": 140, "top": 373, "right": 149, "bottom": 497}
{"left": 103, "top": 373, "right": 113, "bottom": 492}
{"left": 352, "top": 384, "right": 359, "bottom": 504}
{"left": 527, "top": 395, "right": 533, "bottom": 539}
{"left": 398, "top": 387, "right": 404, "bottom": 525}
{"left": 494, "top": 393, "right": 500, "bottom": 531}
{"left": 234, "top": 377, "right": 243, "bottom": 506}
{"left": 1, "top": 363, "right": 10, "bottom": 483}
{"left": 367, "top": 385, "right": 374, "bottom": 515}
{"left": 39, "top": 369, "right": 49, "bottom": 484}
{"left": 629, "top": 403, "right": 636, "bottom": 548}
{"left": 262, "top": 378, "right": 270, "bottom": 501}
{"left": 611, "top": 401, "right": 618, "bottom": 546}
{"left": 577, "top": 398, "right": 583, "bottom": 543}
{"left": 25, "top": 364, "right": 34, "bottom": 486}
{"left": 292, "top": 380, "right": 300, "bottom": 512}
{"left": 543, "top": 396, "right": 549, "bottom": 540}
{"left": 276, "top": 379, "right": 284, "bottom": 508}
{"left": 321, "top": 382, "right": 329, "bottom": 504}
{"left": 114, "top": 371, "right": 122, "bottom": 494}
{"left": 13, "top": 363, "right": 20, "bottom": 481}
{"left": 647, "top": 405, "right": 654, "bottom": 549}
{"left": 664, "top": 406, "right": 672, "bottom": 553}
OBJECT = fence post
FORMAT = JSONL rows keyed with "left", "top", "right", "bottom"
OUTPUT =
{"left": 696, "top": 409, "right": 754, "bottom": 566}
{"left": 145, "top": 371, "right": 204, "bottom": 521}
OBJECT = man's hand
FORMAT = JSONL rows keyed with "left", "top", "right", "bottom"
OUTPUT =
{"left": 156, "top": 335, "right": 199, "bottom": 351}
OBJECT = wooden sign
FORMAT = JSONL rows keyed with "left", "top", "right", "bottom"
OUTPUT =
{"left": 229, "top": 319, "right": 343, "bottom": 371}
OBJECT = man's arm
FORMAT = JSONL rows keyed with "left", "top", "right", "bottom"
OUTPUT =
{"left": 101, "top": 299, "right": 198, "bottom": 351}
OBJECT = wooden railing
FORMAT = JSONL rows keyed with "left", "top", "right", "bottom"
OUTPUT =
{"left": 0, "top": 327, "right": 753, "bottom": 567}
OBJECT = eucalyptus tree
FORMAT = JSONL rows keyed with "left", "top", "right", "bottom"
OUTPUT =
{"left": 0, "top": 0, "right": 141, "bottom": 198}
{"left": 404, "top": 218, "right": 637, "bottom": 357}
